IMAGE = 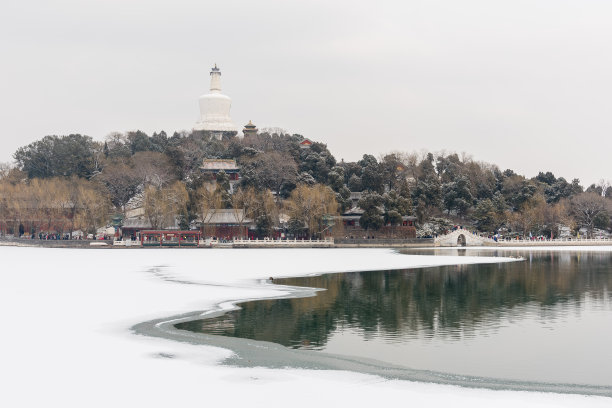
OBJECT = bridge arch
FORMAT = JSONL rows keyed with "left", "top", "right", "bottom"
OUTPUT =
{"left": 457, "top": 234, "right": 466, "bottom": 247}
{"left": 435, "top": 229, "right": 497, "bottom": 247}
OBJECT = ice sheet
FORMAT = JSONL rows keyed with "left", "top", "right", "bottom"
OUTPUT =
{"left": 0, "top": 246, "right": 609, "bottom": 407}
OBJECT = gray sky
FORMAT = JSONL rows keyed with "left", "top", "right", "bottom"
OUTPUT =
{"left": 1, "top": 0, "right": 610, "bottom": 186}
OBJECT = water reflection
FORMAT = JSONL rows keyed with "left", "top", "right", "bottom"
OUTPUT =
{"left": 176, "top": 250, "right": 612, "bottom": 385}
{"left": 179, "top": 251, "right": 611, "bottom": 347}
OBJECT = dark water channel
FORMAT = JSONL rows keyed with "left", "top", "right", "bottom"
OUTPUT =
{"left": 176, "top": 249, "right": 612, "bottom": 387}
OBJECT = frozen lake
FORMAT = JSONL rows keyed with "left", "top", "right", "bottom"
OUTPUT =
{"left": 1, "top": 246, "right": 610, "bottom": 407}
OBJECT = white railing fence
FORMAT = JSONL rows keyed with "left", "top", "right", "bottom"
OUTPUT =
{"left": 499, "top": 237, "right": 612, "bottom": 243}
{"left": 233, "top": 237, "right": 334, "bottom": 245}
{"left": 201, "top": 237, "right": 334, "bottom": 246}
{"left": 112, "top": 239, "right": 142, "bottom": 246}
{"left": 112, "top": 237, "right": 335, "bottom": 247}
{"left": 437, "top": 229, "right": 612, "bottom": 244}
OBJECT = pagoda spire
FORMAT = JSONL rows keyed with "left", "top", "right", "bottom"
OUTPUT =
{"left": 210, "top": 64, "right": 222, "bottom": 92}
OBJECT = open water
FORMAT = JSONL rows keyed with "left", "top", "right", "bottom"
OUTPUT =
{"left": 176, "top": 249, "right": 612, "bottom": 387}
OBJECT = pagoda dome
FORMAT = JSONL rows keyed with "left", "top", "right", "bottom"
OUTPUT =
{"left": 194, "top": 65, "right": 238, "bottom": 133}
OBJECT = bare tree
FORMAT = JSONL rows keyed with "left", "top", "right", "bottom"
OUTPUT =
{"left": 195, "top": 183, "right": 223, "bottom": 236}
{"left": 98, "top": 162, "right": 140, "bottom": 213}
{"left": 543, "top": 200, "right": 572, "bottom": 239}
{"left": 259, "top": 127, "right": 289, "bottom": 136}
{"left": 90, "top": 142, "right": 106, "bottom": 176}
{"left": 284, "top": 184, "right": 338, "bottom": 238}
{"left": 144, "top": 181, "right": 188, "bottom": 229}
{"left": 104, "top": 132, "right": 131, "bottom": 159}
{"left": 598, "top": 179, "right": 611, "bottom": 198}
{"left": 0, "top": 162, "right": 12, "bottom": 179}
{"left": 251, "top": 189, "right": 278, "bottom": 237}
{"left": 132, "top": 151, "right": 177, "bottom": 188}
{"left": 571, "top": 192, "right": 608, "bottom": 237}
{"left": 74, "top": 183, "right": 111, "bottom": 236}
{"left": 231, "top": 186, "right": 258, "bottom": 238}
{"left": 0, "top": 179, "right": 22, "bottom": 235}
{"left": 241, "top": 151, "right": 298, "bottom": 196}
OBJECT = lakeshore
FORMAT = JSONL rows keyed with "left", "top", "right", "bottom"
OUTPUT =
{"left": 2, "top": 235, "right": 612, "bottom": 249}
{"left": 1, "top": 246, "right": 611, "bottom": 407}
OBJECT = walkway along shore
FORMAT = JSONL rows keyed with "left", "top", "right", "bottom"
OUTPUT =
{"left": 0, "top": 237, "right": 433, "bottom": 249}
{"left": 1, "top": 236, "right": 611, "bottom": 249}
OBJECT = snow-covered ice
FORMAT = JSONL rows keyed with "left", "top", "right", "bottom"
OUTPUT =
{"left": 0, "top": 246, "right": 609, "bottom": 407}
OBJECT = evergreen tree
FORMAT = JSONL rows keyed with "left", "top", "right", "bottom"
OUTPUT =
{"left": 358, "top": 192, "right": 384, "bottom": 230}
{"left": 472, "top": 199, "right": 498, "bottom": 232}
{"left": 382, "top": 190, "right": 412, "bottom": 225}
{"left": 14, "top": 134, "right": 99, "bottom": 179}
{"left": 441, "top": 176, "right": 473, "bottom": 216}
{"left": 412, "top": 153, "right": 441, "bottom": 214}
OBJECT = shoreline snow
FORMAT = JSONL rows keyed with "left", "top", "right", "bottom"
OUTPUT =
{"left": 1, "top": 247, "right": 609, "bottom": 407}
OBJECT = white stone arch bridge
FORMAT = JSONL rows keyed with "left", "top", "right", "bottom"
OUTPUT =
{"left": 434, "top": 229, "right": 498, "bottom": 247}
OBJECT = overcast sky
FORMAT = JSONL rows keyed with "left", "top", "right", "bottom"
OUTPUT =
{"left": 1, "top": 0, "right": 610, "bottom": 185}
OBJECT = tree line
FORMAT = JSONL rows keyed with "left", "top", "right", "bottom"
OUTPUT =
{"left": 1, "top": 129, "right": 611, "bottom": 238}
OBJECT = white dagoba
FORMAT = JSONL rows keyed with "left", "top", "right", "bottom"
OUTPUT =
{"left": 194, "top": 64, "right": 238, "bottom": 139}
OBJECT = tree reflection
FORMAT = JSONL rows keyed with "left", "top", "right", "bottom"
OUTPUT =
{"left": 176, "top": 251, "right": 612, "bottom": 349}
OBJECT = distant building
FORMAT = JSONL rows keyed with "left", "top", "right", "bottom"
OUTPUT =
{"left": 200, "top": 159, "right": 240, "bottom": 181}
{"left": 349, "top": 191, "right": 363, "bottom": 207}
{"left": 338, "top": 206, "right": 417, "bottom": 239}
{"left": 242, "top": 120, "right": 258, "bottom": 137}
{"left": 193, "top": 64, "right": 238, "bottom": 140}
{"left": 200, "top": 158, "right": 240, "bottom": 192}
{"left": 197, "top": 209, "right": 252, "bottom": 239}
{"left": 299, "top": 138, "right": 313, "bottom": 149}
{"left": 339, "top": 206, "right": 365, "bottom": 228}
{"left": 121, "top": 210, "right": 181, "bottom": 239}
